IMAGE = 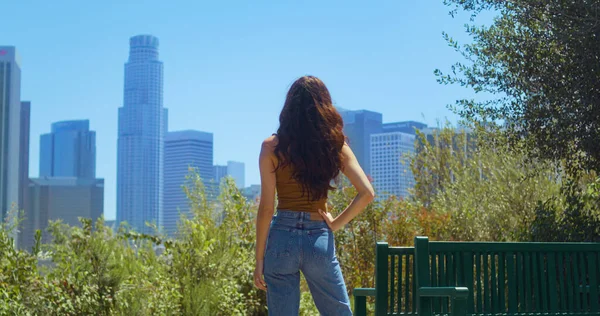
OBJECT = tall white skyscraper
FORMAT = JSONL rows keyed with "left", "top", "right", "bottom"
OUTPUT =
{"left": 164, "top": 130, "right": 213, "bottom": 236}
{"left": 370, "top": 132, "right": 416, "bottom": 200}
{"left": 117, "top": 35, "right": 168, "bottom": 234}
{"left": 0, "top": 47, "right": 21, "bottom": 224}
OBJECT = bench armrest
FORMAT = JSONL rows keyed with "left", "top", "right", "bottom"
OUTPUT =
{"left": 353, "top": 288, "right": 375, "bottom": 316}
{"left": 418, "top": 287, "right": 469, "bottom": 299}
{"left": 353, "top": 288, "right": 375, "bottom": 297}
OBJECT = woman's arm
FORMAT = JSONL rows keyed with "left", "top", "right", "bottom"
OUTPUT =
{"left": 254, "top": 137, "right": 277, "bottom": 291}
{"left": 319, "top": 144, "right": 375, "bottom": 231}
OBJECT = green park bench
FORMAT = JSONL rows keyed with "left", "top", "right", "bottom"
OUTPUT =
{"left": 354, "top": 237, "right": 600, "bottom": 316}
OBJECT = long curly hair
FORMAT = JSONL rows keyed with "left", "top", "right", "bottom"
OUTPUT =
{"left": 274, "top": 76, "right": 346, "bottom": 201}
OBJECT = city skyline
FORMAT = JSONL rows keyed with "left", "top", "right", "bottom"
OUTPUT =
{"left": 3, "top": 36, "right": 456, "bottom": 221}
{"left": 2, "top": 38, "right": 449, "bottom": 224}
{"left": 4, "top": 1, "right": 484, "bottom": 220}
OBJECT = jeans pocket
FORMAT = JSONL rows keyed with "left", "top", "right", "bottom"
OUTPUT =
{"left": 308, "top": 228, "right": 335, "bottom": 261}
{"left": 265, "top": 228, "right": 293, "bottom": 258}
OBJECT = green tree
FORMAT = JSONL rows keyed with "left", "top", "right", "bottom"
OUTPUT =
{"left": 437, "top": 0, "right": 600, "bottom": 173}
{"left": 531, "top": 174, "right": 600, "bottom": 242}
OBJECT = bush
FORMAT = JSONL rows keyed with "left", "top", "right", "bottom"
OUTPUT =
{"left": 531, "top": 175, "right": 600, "bottom": 242}
{"left": 2, "top": 129, "right": 595, "bottom": 314}
{"left": 412, "top": 126, "right": 561, "bottom": 241}
{"left": 1, "top": 176, "right": 265, "bottom": 316}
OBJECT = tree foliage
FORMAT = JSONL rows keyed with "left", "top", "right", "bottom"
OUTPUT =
{"left": 531, "top": 174, "right": 600, "bottom": 242}
{"left": 411, "top": 126, "right": 561, "bottom": 241}
{"left": 437, "top": 0, "right": 600, "bottom": 172}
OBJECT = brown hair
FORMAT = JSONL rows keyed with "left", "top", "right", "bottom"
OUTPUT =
{"left": 274, "top": 76, "right": 346, "bottom": 201}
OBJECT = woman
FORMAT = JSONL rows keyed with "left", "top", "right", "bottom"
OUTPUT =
{"left": 254, "top": 76, "right": 375, "bottom": 315}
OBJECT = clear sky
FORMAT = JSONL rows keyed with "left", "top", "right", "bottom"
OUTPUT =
{"left": 4, "top": 0, "right": 485, "bottom": 220}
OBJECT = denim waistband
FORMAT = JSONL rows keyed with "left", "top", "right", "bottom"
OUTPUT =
{"left": 275, "top": 210, "right": 322, "bottom": 221}
{"left": 272, "top": 210, "right": 328, "bottom": 231}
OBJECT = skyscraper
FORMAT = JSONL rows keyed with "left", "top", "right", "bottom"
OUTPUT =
{"left": 214, "top": 161, "right": 245, "bottom": 188}
{"left": 39, "top": 120, "right": 96, "bottom": 179}
{"left": 226, "top": 161, "right": 245, "bottom": 188}
{"left": 21, "top": 117, "right": 103, "bottom": 250}
{"left": 19, "top": 102, "right": 30, "bottom": 218}
{"left": 117, "top": 35, "right": 168, "bottom": 234}
{"left": 0, "top": 47, "right": 21, "bottom": 223}
{"left": 164, "top": 130, "right": 213, "bottom": 236}
{"left": 214, "top": 165, "right": 228, "bottom": 184}
{"left": 370, "top": 132, "right": 416, "bottom": 200}
{"left": 340, "top": 109, "right": 382, "bottom": 177}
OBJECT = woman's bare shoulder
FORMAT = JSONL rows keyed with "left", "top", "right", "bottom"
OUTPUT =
{"left": 261, "top": 135, "right": 278, "bottom": 154}
{"left": 341, "top": 142, "right": 353, "bottom": 159}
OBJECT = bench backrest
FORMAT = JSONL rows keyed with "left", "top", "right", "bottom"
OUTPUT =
{"left": 416, "top": 237, "right": 600, "bottom": 315}
{"left": 374, "top": 242, "right": 418, "bottom": 315}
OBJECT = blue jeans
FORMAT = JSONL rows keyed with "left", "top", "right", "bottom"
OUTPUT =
{"left": 263, "top": 210, "right": 352, "bottom": 315}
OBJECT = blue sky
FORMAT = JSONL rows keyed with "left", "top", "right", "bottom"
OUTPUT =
{"left": 4, "top": 1, "right": 485, "bottom": 220}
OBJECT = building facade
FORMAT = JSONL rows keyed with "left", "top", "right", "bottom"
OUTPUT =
{"left": 382, "top": 121, "right": 427, "bottom": 135}
{"left": 164, "top": 130, "right": 213, "bottom": 236}
{"left": 0, "top": 47, "right": 21, "bottom": 224}
{"left": 19, "top": 178, "right": 104, "bottom": 251}
{"left": 39, "top": 120, "right": 96, "bottom": 179}
{"left": 19, "top": 101, "right": 30, "bottom": 220}
{"left": 370, "top": 132, "right": 416, "bottom": 200}
{"left": 117, "top": 35, "right": 168, "bottom": 233}
{"left": 215, "top": 161, "right": 245, "bottom": 188}
{"left": 226, "top": 161, "right": 245, "bottom": 189}
{"left": 340, "top": 109, "right": 382, "bottom": 177}
{"left": 213, "top": 165, "right": 228, "bottom": 184}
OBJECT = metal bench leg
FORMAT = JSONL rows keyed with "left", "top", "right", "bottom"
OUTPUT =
{"left": 354, "top": 296, "right": 367, "bottom": 316}
{"left": 452, "top": 298, "right": 467, "bottom": 316}
{"left": 419, "top": 296, "right": 433, "bottom": 316}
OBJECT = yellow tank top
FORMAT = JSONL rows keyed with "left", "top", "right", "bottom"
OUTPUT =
{"left": 275, "top": 164, "right": 327, "bottom": 213}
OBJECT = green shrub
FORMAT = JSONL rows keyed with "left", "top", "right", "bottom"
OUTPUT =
{"left": 1, "top": 129, "right": 591, "bottom": 314}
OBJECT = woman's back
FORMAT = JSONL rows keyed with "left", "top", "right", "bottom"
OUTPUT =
{"left": 275, "top": 161, "right": 328, "bottom": 213}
